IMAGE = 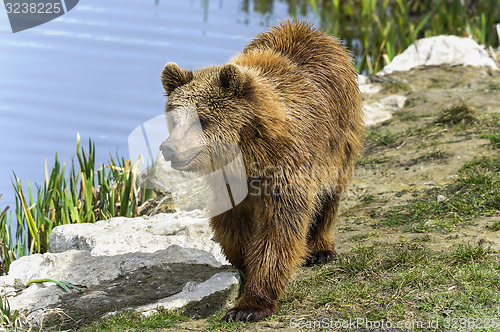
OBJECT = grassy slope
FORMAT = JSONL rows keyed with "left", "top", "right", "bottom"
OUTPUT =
{"left": 76, "top": 65, "right": 500, "bottom": 331}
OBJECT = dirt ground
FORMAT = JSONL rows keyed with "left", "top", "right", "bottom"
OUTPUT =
{"left": 339, "top": 64, "right": 500, "bottom": 254}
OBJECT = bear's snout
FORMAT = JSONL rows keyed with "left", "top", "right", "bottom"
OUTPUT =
{"left": 160, "top": 140, "right": 178, "bottom": 162}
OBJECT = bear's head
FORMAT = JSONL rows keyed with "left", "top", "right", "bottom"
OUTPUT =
{"left": 159, "top": 62, "right": 255, "bottom": 173}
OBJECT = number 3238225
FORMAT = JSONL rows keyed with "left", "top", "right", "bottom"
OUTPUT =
{"left": 5, "top": 2, "right": 62, "bottom": 14}
{"left": 443, "top": 318, "right": 498, "bottom": 329}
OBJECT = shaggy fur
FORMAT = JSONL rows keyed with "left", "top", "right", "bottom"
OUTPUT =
{"left": 160, "top": 20, "right": 364, "bottom": 322}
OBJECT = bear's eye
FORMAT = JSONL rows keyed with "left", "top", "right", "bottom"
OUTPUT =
{"left": 198, "top": 116, "right": 209, "bottom": 129}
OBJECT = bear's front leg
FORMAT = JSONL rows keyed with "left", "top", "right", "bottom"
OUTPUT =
{"left": 222, "top": 191, "right": 312, "bottom": 322}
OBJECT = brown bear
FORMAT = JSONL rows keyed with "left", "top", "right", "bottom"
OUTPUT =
{"left": 160, "top": 20, "right": 363, "bottom": 322}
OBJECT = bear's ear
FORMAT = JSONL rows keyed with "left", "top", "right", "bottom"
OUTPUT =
{"left": 161, "top": 62, "right": 194, "bottom": 95}
{"left": 219, "top": 64, "right": 251, "bottom": 97}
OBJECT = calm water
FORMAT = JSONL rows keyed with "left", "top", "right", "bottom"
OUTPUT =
{"left": 0, "top": 1, "right": 322, "bottom": 210}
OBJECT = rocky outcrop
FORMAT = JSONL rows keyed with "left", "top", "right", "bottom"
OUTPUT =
{"left": 379, "top": 35, "right": 498, "bottom": 75}
{"left": 0, "top": 212, "right": 239, "bottom": 330}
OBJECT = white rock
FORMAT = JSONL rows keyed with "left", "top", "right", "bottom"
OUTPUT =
{"left": 363, "top": 94, "right": 407, "bottom": 126}
{"left": 0, "top": 246, "right": 236, "bottom": 326}
{"left": 363, "top": 102, "right": 392, "bottom": 126}
{"left": 497, "top": 24, "right": 500, "bottom": 45}
{"left": 139, "top": 158, "right": 209, "bottom": 213}
{"left": 380, "top": 95, "right": 407, "bottom": 110}
{"left": 379, "top": 35, "right": 498, "bottom": 75}
{"left": 437, "top": 195, "right": 447, "bottom": 202}
{"left": 358, "top": 74, "right": 382, "bottom": 94}
{"left": 1, "top": 246, "right": 222, "bottom": 291}
{"left": 48, "top": 211, "right": 228, "bottom": 265}
{"left": 1, "top": 198, "right": 242, "bottom": 329}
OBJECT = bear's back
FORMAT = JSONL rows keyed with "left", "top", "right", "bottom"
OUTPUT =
{"left": 243, "top": 20, "right": 347, "bottom": 70}
{"left": 242, "top": 20, "right": 359, "bottom": 105}
{"left": 238, "top": 20, "right": 363, "bottom": 169}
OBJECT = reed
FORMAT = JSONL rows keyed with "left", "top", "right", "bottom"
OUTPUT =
{"left": 1, "top": 135, "right": 152, "bottom": 273}
{"left": 0, "top": 198, "right": 24, "bottom": 275}
{"left": 0, "top": 293, "right": 21, "bottom": 329}
{"left": 293, "top": 0, "right": 499, "bottom": 73}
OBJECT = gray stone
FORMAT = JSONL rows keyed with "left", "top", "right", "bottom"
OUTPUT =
{"left": 380, "top": 35, "right": 498, "bottom": 75}
{"left": 363, "top": 95, "right": 407, "bottom": 126}
{"left": 0, "top": 247, "right": 239, "bottom": 329}
{"left": 363, "top": 102, "right": 392, "bottom": 126}
{"left": 138, "top": 158, "right": 209, "bottom": 213}
{"left": 48, "top": 211, "right": 228, "bottom": 265}
{"left": 358, "top": 74, "right": 382, "bottom": 94}
{"left": 380, "top": 95, "right": 407, "bottom": 110}
{"left": 116, "top": 272, "right": 240, "bottom": 317}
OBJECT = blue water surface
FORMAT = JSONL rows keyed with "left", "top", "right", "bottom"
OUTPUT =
{"left": 0, "top": 0, "right": 315, "bottom": 210}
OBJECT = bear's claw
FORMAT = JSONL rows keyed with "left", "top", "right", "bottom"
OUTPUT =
{"left": 305, "top": 249, "right": 336, "bottom": 266}
{"left": 222, "top": 308, "right": 270, "bottom": 322}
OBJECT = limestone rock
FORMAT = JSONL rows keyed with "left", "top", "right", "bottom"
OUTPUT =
{"left": 363, "top": 95, "right": 407, "bottom": 126}
{"left": 358, "top": 74, "right": 382, "bottom": 94}
{"left": 379, "top": 95, "right": 407, "bottom": 110}
{"left": 0, "top": 247, "right": 238, "bottom": 329}
{"left": 0, "top": 213, "right": 240, "bottom": 329}
{"left": 138, "top": 158, "right": 209, "bottom": 213}
{"left": 48, "top": 211, "right": 228, "bottom": 265}
{"left": 380, "top": 35, "right": 498, "bottom": 75}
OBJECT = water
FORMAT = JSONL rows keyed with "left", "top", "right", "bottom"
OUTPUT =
{"left": 0, "top": 0, "right": 320, "bottom": 210}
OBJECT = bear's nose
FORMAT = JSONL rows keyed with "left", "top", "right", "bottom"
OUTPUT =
{"left": 160, "top": 140, "right": 178, "bottom": 161}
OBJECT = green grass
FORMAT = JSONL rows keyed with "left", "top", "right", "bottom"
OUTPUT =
{"left": 381, "top": 81, "right": 411, "bottom": 94}
{"left": 77, "top": 308, "right": 188, "bottom": 331}
{"left": 0, "top": 200, "right": 19, "bottom": 275}
{"left": 484, "top": 81, "right": 500, "bottom": 92}
{"left": 73, "top": 242, "right": 499, "bottom": 331}
{"left": 359, "top": 194, "right": 376, "bottom": 204}
{"left": 415, "top": 149, "right": 451, "bottom": 162}
{"left": 427, "top": 77, "right": 465, "bottom": 89}
{"left": 404, "top": 124, "right": 435, "bottom": 138}
{"left": 482, "top": 133, "right": 500, "bottom": 148}
{"left": 436, "top": 103, "right": 477, "bottom": 126}
{"left": 356, "top": 156, "right": 391, "bottom": 166}
{"left": 451, "top": 79, "right": 465, "bottom": 88}
{"left": 393, "top": 109, "right": 432, "bottom": 122}
{"left": 489, "top": 220, "right": 500, "bottom": 232}
{"left": 480, "top": 114, "right": 500, "bottom": 148}
{"left": 428, "top": 77, "right": 451, "bottom": 89}
{"left": 404, "top": 96, "right": 428, "bottom": 108}
{"left": 0, "top": 294, "right": 21, "bottom": 329}
{"left": 278, "top": 242, "right": 499, "bottom": 330}
{"left": 412, "top": 234, "right": 432, "bottom": 242}
{"left": 206, "top": 311, "right": 247, "bottom": 331}
{"left": 350, "top": 233, "right": 377, "bottom": 241}
{"left": 365, "top": 129, "right": 398, "bottom": 147}
{"left": 451, "top": 243, "right": 493, "bottom": 264}
{"left": 381, "top": 155, "right": 500, "bottom": 232}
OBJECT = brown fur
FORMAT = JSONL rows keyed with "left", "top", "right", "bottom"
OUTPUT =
{"left": 160, "top": 20, "right": 364, "bottom": 322}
